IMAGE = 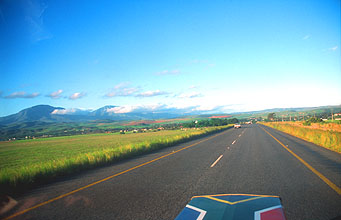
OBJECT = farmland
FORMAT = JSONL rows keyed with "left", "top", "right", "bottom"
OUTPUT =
{"left": 0, "top": 126, "right": 231, "bottom": 194}
{"left": 0, "top": 117, "right": 200, "bottom": 141}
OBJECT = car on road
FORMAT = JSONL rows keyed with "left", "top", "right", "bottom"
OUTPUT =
{"left": 234, "top": 124, "right": 241, "bottom": 128}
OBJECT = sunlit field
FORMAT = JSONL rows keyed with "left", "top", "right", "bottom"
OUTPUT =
{"left": 260, "top": 122, "right": 341, "bottom": 153}
{"left": 0, "top": 126, "right": 230, "bottom": 193}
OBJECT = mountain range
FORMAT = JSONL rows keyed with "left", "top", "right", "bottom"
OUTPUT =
{"left": 1, "top": 104, "right": 340, "bottom": 126}
{"left": 0, "top": 105, "right": 184, "bottom": 125}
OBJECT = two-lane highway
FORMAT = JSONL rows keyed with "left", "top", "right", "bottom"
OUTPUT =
{"left": 2, "top": 125, "right": 341, "bottom": 220}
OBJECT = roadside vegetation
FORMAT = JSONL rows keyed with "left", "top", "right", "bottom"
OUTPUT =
{"left": 260, "top": 120, "right": 341, "bottom": 153}
{"left": 0, "top": 125, "right": 231, "bottom": 194}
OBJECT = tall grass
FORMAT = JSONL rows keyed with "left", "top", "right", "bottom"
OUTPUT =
{"left": 260, "top": 122, "right": 341, "bottom": 153}
{"left": 0, "top": 126, "right": 230, "bottom": 194}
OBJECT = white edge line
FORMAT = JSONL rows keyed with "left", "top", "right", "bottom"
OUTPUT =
{"left": 210, "top": 155, "right": 223, "bottom": 167}
{"left": 186, "top": 204, "right": 207, "bottom": 220}
{"left": 254, "top": 205, "right": 282, "bottom": 220}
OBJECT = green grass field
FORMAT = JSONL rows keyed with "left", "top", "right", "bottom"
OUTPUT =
{"left": 260, "top": 122, "right": 341, "bottom": 153}
{"left": 0, "top": 126, "right": 230, "bottom": 193}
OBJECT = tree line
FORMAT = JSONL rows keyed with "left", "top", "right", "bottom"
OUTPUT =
{"left": 181, "top": 118, "right": 239, "bottom": 128}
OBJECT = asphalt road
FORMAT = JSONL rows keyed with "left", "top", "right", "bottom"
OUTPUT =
{"left": 2, "top": 124, "right": 341, "bottom": 220}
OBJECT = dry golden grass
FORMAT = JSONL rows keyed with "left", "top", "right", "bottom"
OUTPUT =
{"left": 260, "top": 122, "right": 341, "bottom": 153}
{"left": 271, "top": 121, "right": 341, "bottom": 132}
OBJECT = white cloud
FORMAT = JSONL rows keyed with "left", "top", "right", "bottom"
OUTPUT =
{"left": 106, "top": 106, "right": 138, "bottom": 114}
{"left": 136, "top": 90, "right": 168, "bottom": 97}
{"left": 105, "top": 92, "right": 116, "bottom": 97}
{"left": 51, "top": 108, "right": 91, "bottom": 115}
{"left": 4, "top": 91, "right": 40, "bottom": 99}
{"left": 47, "top": 89, "right": 63, "bottom": 99}
{"left": 69, "top": 92, "right": 86, "bottom": 100}
{"left": 146, "top": 103, "right": 167, "bottom": 110}
{"left": 189, "top": 85, "right": 198, "bottom": 89}
{"left": 302, "top": 35, "right": 310, "bottom": 40}
{"left": 178, "top": 92, "right": 203, "bottom": 99}
{"left": 114, "top": 82, "right": 130, "bottom": 89}
{"left": 24, "top": 0, "right": 53, "bottom": 42}
{"left": 51, "top": 108, "right": 77, "bottom": 115}
{"left": 105, "top": 83, "right": 168, "bottom": 98}
{"left": 105, "top": 88, "right": 136, "bottom": 97}
{"left": 156, "top": 70, "right": 180, "bottom": 75}
{"left": 192, "top": 105, "right": 218, "bottom": 111}
{"left": 105, "top": 83, "right": 139, "bottom": 97}
{"left": 106, "top": 104, "right": 169, "bottom": 114}
{"left": 328, "top": 46, "right": 338, "bottom": 51}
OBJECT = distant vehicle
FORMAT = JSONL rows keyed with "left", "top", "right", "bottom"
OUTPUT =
{"left": 175, "top": 193, "right": 286, "bottom": 220}
{"left": 234, "top": 124, "right": 241, "bottom": 128}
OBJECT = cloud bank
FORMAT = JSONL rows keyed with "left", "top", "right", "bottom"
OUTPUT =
{"left": 69, "top": 92, "right": 86, "bottom": 100}
{"left": 47, "top": 89, "right": 63, "bottom": 99}
{"left": 51, "top": 108, "right": 91, "bottom": 115}
{"left": 4, "top": 91, "right": 40, "bottom": 99}
{"left": 136, "top": 90, "right": 168, "bottom": 97}
{"left": 106, "top": 104, "right": 169, "bottom": 114}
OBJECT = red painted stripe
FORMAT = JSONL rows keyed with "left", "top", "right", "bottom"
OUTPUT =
{"left": 260, "top": 208, "right": 286, "bottom": 220}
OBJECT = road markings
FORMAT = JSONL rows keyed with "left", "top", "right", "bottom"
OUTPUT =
{"left": 211, "top": 155, "right": 223, "bottom": 168}
{"left": 232, "top": 140, "right": 236, "bottom": 145}
{"left": 261, "top": 126, "right": 341, "bottom": 195}
{"left": 3, "top": 131, "right": 228, "bottom": 220}
{"left": 204, "top": 195, "right": 262, "bottom": 205}
{"left": 185, "top": 205, "right": 207, "bottom": 220}
{"left": 193, "top": 193, "right": 279, "bottom": 199}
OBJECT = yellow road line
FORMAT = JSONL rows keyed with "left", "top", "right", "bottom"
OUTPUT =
{"left": 204, "top": 195, "right": 262, "bottom": 205}
{"left": 192, "top": 193, "right": 279, "bottom": 198}
{"left": 3, "top": 131, "right": 227, "bottom": 220}
{"left": 260, "top": 126, "right": 341, "bottom": 195}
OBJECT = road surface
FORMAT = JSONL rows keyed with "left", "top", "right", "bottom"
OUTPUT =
{"left": 2, "top": 124, "right": 341, "bottom": 220}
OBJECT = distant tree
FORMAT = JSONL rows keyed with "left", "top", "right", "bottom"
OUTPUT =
{"left": 267, "top": 113, "right": 276, "bottom": 121}
{"left": 228, "top": 118, "right": 239, "bottom": 124}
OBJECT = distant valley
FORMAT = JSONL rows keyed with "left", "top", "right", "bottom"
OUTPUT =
{"left": 0, "top": 104, "right": 339, "bottom": 141}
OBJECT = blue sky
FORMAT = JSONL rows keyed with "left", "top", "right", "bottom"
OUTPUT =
{"left": 0, "top": 0, "right": 340, "bottom": 116}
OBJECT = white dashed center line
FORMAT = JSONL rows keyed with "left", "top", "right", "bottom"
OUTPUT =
{"left": 211, "top": 155, "right": 223, "bottom": 168}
